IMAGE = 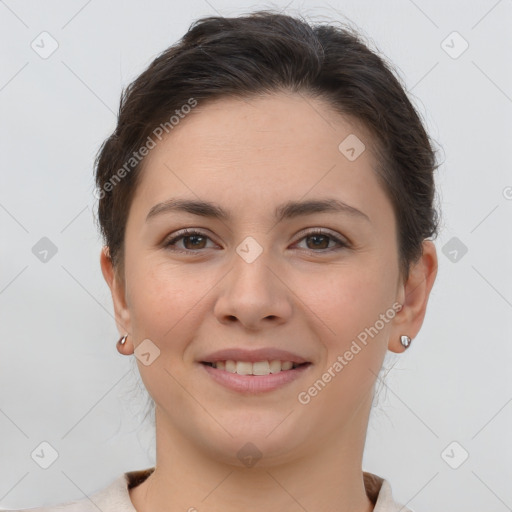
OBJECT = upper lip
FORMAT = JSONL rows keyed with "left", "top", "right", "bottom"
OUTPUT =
{"left": 199, "top": 348, "right": 310, "bottom": 364}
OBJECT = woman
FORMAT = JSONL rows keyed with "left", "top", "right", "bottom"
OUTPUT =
{"left": 14, "top": 10, "right": 439, "bottom": 512}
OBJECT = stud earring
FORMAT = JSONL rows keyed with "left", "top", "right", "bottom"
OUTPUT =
{"left": 400, "top": 335, "right": 411, "bottom": 348}
{"left": 117, "top": 334, "right": 128, "bottom": 347}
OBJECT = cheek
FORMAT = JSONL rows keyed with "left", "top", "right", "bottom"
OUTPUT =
{"left": 124, "top": 261, "right": 211, "bottom": 403}
{"left": 296, "top": 268, "right": 392, "bottom": 423}
{"left": 303, "top": 261, "right": 396, "bottom": 346}
{"left": 302, "top": 261, "right": 395, "bottom": 398}
{"left": 125, "top": 257, "right": 221, "bottom": 348}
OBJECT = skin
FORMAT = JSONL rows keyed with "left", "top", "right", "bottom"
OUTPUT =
{"left": 100, "top": 92, "right": 437, "bottom": 512}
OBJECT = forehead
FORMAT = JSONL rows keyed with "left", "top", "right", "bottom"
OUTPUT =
{"left": 130, "top": 92, "right": 391, "bottom": 227}
{"left": 148, "top": 92, "right": 375, "bottom": 164}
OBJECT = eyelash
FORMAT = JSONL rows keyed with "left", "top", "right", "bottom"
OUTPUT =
{"left": 163, "top": 228, "right": 349, "bottom": 254}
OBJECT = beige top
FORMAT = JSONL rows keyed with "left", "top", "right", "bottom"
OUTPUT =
{"left": 9, "top": 467, "right": 415, "bottom": 512}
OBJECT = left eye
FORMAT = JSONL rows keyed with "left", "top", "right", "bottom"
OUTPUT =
{"left": 294, "top": 231, "right": 347, "bottom": 251}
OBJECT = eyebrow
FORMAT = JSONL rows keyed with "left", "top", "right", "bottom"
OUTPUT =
{"left": 146, "top": 197, "right": 370, "bottom": 223}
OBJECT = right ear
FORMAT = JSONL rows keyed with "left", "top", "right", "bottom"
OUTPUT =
{"left": 100, "top": 246, "right": 132, "bottom": 336}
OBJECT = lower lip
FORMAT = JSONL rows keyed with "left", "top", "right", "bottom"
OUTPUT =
{"left": 200, "top": 363, "right": 312, "bottom": 393}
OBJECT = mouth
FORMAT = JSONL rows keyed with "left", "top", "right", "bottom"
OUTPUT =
{"left": 199, "top": 359, "right": 312, "bottom": 393}
{"left": 200, "top": 360, "right": 311, "bottom": 375}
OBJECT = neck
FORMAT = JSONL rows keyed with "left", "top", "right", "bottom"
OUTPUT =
{"left": 130, "top": 399, "right": 375, "bottom": 512}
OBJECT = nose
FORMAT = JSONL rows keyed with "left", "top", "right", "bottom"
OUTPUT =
{"left": 213, "top": 251, "right": 293, "bottom": 331}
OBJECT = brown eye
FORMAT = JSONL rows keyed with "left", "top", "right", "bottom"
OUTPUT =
{"left": 295, "top": 230, "right": 348, "bottom": 252}
{"left": 182, "top": 234, "right": 207, "bottom": 250}
{"left": 164, "top": 230, "right": 216, "bottom": 252}
{"left": 305, "top": 234, "right": 331, "bottom": 250}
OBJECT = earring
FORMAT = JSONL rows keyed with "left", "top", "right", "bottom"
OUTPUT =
{"left": 117, "top": 334, "right": 128, "bottom": 347}
{"left": 400, "top": 335, "right": 412, "bottom": 349}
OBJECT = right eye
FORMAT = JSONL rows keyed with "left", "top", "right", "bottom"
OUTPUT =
{"left": 163, "top": 229, "right": 219, "bottom": 253}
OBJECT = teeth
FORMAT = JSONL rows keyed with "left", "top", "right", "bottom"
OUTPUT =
{"left": 212, "top": 360, "right": 299, "bottom": 375}
{"left": 225, "top": 360, "right": 236, "bottom": 373}
{"left": 269, "top": 360, "right": 282, "bottom": 374}
{"left": 253, "top": 361, "right": 270, "bottom": 375}
{"left": 236, "top": 361, "right": 252, "bottom": 375}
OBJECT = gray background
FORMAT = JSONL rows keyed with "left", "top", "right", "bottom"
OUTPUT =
{"left": 1, "top": 0, "right": 511, "bottom": 510}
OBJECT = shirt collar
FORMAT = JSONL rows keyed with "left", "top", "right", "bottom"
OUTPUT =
{"left": 90, "top": 467, "right": 412, "bottom": 512}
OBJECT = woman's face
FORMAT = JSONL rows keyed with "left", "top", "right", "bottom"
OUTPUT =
{"left": 104, "top": 92, "right": 428, "bottom": 465}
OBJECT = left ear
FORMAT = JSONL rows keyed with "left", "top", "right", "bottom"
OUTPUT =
{"left": 389, "top": 240, "right": 438, "bottom": 353}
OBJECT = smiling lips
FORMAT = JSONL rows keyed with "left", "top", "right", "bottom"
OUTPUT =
{"left": 203, "top": 359, "right": 306, "bottom": 375}
{"left": 201, "top": 347, "right": 310, "bottom": 364}
{"left": 199, "top": 347, "right": 312, "bottom": 393}
{"left": 200, "top": 347, "right": 310, "bottom": 375}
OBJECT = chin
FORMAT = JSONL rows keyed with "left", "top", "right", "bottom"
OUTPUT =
{"left": 194, "top": 418, "right": 307, "bottom": 468}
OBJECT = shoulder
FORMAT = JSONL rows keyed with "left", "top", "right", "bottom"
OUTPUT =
{"left": 4, "top": 468, "right": 155, "bottom": 512}
{"left": 363, "top": 471, "right": 416, "bottom": 512}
